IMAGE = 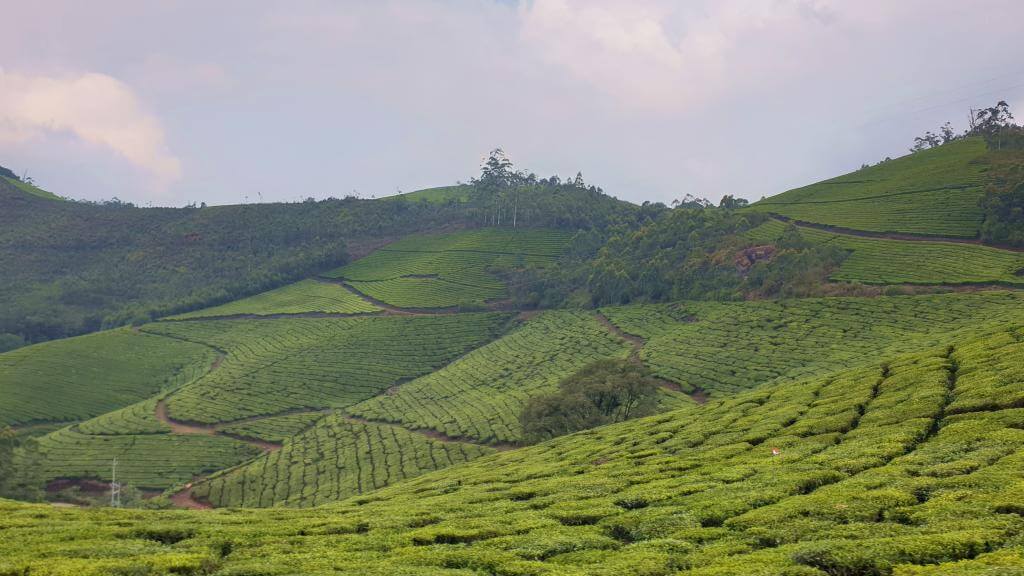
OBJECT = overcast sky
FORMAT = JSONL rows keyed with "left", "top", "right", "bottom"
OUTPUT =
{"left": 2, "top": 1, "right": 1022, "bottom": 206}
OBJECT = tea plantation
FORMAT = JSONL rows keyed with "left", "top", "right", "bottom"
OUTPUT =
{"left": 0, "top": 329, "right": 216, "bottom": 427}
{"left": 747, "top": 218, "right": 1024, "bottom": 285}
{"left": 167, "top": 279, "right": 380, "bottom": 319}
{"left": 26, "top": 427, "right": 260, "bottom": 490}
{"left": 749, "top": 138, "right": 990, "bottom": 237}
{"left": 347, "top": 310, "right": 642, "bottom": 444}
{"left": 143, "top": 314, "right": 511, "bottom": 424}
{"left": 601, "top": 292, "right": 1024, "bottom": 397}
{"left": 3, "top": 318, "right": 1023, "bottom": 575}
{"left": 193, "top": 414, "right": 495, "bottom": 507}
{"left": 324, "top": 228, "right": 572, "bottom": 308}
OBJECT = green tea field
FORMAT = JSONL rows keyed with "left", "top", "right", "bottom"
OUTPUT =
{"left": 749, "top": 138, "right": 990, "bottom": 237}
{"left": 324, "top": 228, "right": 572, "bottom": 309}
{"left": 746, "top": 218, "right": 1024, "bottom": 286}
{"left": 3, "top": 317, "right": 1023, "bottom": 575}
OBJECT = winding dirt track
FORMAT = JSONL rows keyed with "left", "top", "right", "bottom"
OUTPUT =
{"left": 593, "top": 312, "right": 708, "bottom": 404}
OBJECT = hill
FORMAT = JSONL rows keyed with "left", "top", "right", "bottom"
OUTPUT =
{"left": 748, "top": 138, "right": 991, "bottom": 238}
{"left": 3, "top": 314, "right": 1023, "bottom": 575}
{"left": 324, "top": 228, "right": 573, "bottom": 309}
{"left": 0, "top": 173, "right": 635, "bottom": 344}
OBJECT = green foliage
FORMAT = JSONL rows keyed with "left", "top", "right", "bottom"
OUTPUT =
{"left": 747, "top": 219, "right": 1024, "bottom": 285}
{"left": 387, "top": 184, "right": 472, "bottom": 203}
{"left": 750, "top": 138, "right": 990, "bottom": 237}
{"left": 979, "top": 149, "right": 1024, "bottom": 246}
{"left": 0, "top": 332, "right": 25, "bottom": 353}
{"left": 27, "top": 426, "right": 259, "bottom": 489}
{"left": 193, "top": 415, "right": 494, "bottom": 507}
{"left": 217, "top": 412, "right": 326, "bottom": 443}
{"left": 3, "top": 322, "right": 1024, "bottom": 574}
{"left": 0, "top": 187, "right": 489, "bottom": 343}
{"left": 601, "top": 292, "right": 1024, "bottom": 397}
{"left": 326, "top": 228, "right": 571, "bottom": 308}
{"left": 168, "top": 279, "right": 380, "bottom": 318}
{"left": 348, "top": 311, "right": 636, "bottom": 443}
{"left": 521, "top": 359, "right": 661, "bottom": 443}
{"left": 144, "top": 314, "right": 510, "bottom": 424}
{"left": 0, "top": 329, "right": 216, "bottom": 427}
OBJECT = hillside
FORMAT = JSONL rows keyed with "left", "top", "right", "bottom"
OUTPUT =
{"left": 3, "top": 136, "right": 1024, "bottom": 574}
{"left": 3, "top": 315, "right": 1024, "bottom": 574}
{"left": 0, "top": 174, "right": 634, "bottom": 344}
{"left": 748, "top": 138, "right": 991, "bottom": 238}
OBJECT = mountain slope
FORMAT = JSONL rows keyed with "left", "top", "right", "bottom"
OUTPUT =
{"left": 2, "top": 318, "right": 1023, "bottom": 575}
{"left": 749, "top": 138, "right": 990, "bottom": 237}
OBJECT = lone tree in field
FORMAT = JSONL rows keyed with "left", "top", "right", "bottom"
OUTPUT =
{"left": 520, "top": 359, "right": 661, "bottom": 443}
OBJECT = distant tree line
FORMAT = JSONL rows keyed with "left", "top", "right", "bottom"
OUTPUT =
{"left": 910, "top": 101, "right": 1019, "bottom": 153}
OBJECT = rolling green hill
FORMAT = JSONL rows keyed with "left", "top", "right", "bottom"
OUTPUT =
{"left": 166, "top": 279, "right": 381, "bottom": 319}
{"left": 324, "top": 228, "right": 573, "bottom": 309}
{"left": 749, "top": 138, "right": 990, "bottom": 237}
{"left": 3, "top": 135, "right": 1024, "bottom": 575}
{"left": 747, "top": 219, "right": 1024, "bottom": 286}
{"left": 3, "top": 317, "right": 1023, "bottom": 575}
{"left": 0, "top": 329, "right": 216, "bottom": 427}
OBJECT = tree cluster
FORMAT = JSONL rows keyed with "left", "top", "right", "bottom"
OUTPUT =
{"left": 520, "top": 359, "right": 660, "bottom": 444}
{"left": 911, "top": 101, "right": 1018, "bottom": 153}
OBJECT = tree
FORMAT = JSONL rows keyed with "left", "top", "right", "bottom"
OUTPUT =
{"left": 972, "top": 101, "right": 1016, "bottom": 149}
{"left": 718, "top": 195, "right": 749, "bottom": 209}
{"left": 520, "top": 359, "right": 661, "bottom": 443}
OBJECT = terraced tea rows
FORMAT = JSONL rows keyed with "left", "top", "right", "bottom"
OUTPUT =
{"left": 0, "top": 329, "right": 216, "bottom": 427}
{"left": 26, "top": 427, "right": 260, "bottom": 489}
{"left": 324, "top": 228, "right": 571, "bottom": 308}
{"left": 143, "top": 314, "right": 511, "bottom": 424}
{"left": 217, "top": 412, "right": 327, "bottom": 443}
{"left": 74, "top": 398, "right": 170, "bottom": 436}
{"left": 168, "top": 279, "right": 380, "bottom": 319}
{"left": 348, "top": 311, "right": 652, "bottom": 444}
{"left": 193, "top": 414, "right": 495, "bottom": 507}
{"left": 601, "top": 292, "right": 1024, "bottom": 397}
{"left": 5, "top": 322, "right": 1023, "bottom": 574}
{"left": 750, "top": 138, "right": 989, "bottom": 237}
{"left": 747, "top": 218, "right": 1024, "bottom": 285}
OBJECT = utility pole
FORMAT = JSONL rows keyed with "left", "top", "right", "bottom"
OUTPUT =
{"left": 110, "top": 458, "right": 122, "bottom": 508}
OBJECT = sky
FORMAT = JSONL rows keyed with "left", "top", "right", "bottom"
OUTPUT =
{"left": 1, "top": 0, "right": 1023, "bottom": 207}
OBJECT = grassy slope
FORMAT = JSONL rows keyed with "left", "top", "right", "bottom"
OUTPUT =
{"left": 2, "top": 318, "right": 1023, "bottom": 575}
{"left": 194, "top": 414, "right": 495, "bottom": 507}
{"left": 387, "top": 185, "right": 472, "bottom": 203}
{"left": 348, "top": 310, "right": 641, "bottom": 444}
{"left": 747, "top": 219, "right": 1024, "bottom": 285}
{"left": 749, "top": 138, "right": 989, "bottom": 237}
{"left": 602, "top": 292, "right": 1024, "bottom": 396}
{"left": 167, "top": 279, "right": 380, "bottom": 319}
{"left": 2, "top": 176, "right": 62, "bottom": 201}
{"left": 324, "top": 228, "right": 572, "bottom": 308}
{"left": 0, "top": 182, "right": 482, "bottom": 343}
{"left": 143, "top": 314, "right": 510, "bottom": 424}
{"left": 0, "top": 329, "right": 216, "bottom": 427}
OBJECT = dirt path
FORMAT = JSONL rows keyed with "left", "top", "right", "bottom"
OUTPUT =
{"left": 154, "top": 399, "right": 288, "bottom": 452}
{"left": 315, "top": 277, "right": 460, "bottom": 315}
{"left": 769, "top": 214, "right": 1024, "bottom": 252}
{"left": 594, "top": 312, "right": 708, "bottom": 404}
{"left": 169, "top": 480, "right": 212, "bottom": 510}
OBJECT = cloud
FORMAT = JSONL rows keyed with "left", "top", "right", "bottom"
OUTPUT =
{"left": 516, "top": 0, "right": 844, "bottom": 113}
{"left": 0, "top": 70, "right": 181, "bottom": 189}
